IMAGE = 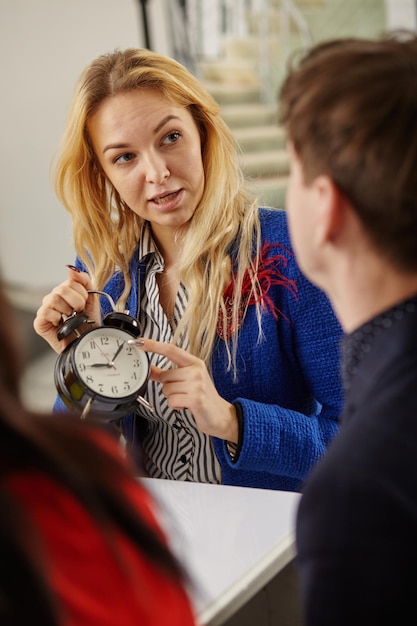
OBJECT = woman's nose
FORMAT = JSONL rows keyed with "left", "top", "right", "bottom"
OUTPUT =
{"left": 143, "top": 153, "right": 170, "bottom": 184}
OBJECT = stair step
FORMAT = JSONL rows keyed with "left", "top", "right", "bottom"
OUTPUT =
{"left": 222, "top": 34, "right": 285, "bottom": 61}
{"left": 221, "top": 102, "right": 279, "bottom": 128}
{"left": 198, "top": 59, "right": 260, "bottom": 85}
{"left": 234, "top": 125, "right": 285, "bottom": 151}
{"left": 247, "top": 11, "right": 284, "bottom": 35}
{"left": 222, "top": 35, "right": 261, "bottom": 60}
{"left": 247, "top": 175, "right": 288, "bottom": 210}
{"left": 240, "top": 149, "right": 289, "bottom": 178}
{"left": 206, "top": 82, "right": 261, "bottom": 105}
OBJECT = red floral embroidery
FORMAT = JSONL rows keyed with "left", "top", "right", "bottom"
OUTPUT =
{"left": 217, "top": 242, "right": 298, "bottom": 340}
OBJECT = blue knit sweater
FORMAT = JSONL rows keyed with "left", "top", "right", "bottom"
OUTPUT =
{"left": 55, "top": 209, "right": 343, "bottom": 491}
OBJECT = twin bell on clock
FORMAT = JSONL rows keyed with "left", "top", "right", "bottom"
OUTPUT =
{"left": 54, "top": 290, "right": 151, "bottom": 421}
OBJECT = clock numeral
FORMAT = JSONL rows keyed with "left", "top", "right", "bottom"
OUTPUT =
{"left": 81, "top": 350, "right": 91, "bottom": 360}
{"left": 98, "top": 383, "right": 104, "bottom": 393}
{"left": 100, "top": 336, "right": 110, "bottom": 346}
{"left": 123, "top": 381, "right": 131, "bottom": 392}
{"left": 78, "top": 362, "right": 87, "bottom": 372}
{"left": 111, "top": 385, "right": 119, "bottom": 395}
{"left": 133, "top": 359, "right": 141, "bottom": 368}
{"left": 86, "top": 375, "right": 94, "bottom": 385}
{"left": 126, "top": 346, "right": 134, "bottom": 355}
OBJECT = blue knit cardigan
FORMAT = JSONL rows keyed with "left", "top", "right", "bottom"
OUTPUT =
{"left": 55, "top": 209, "right": 343, "bottom": 491}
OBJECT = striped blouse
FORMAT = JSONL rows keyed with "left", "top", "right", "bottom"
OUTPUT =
{"left": 134, "top": 225, "right": 221, "bottom": 483}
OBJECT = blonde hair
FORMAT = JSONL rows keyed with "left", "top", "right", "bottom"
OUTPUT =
{"left": 54, "top": 48, "right": 262, "bottom": 372}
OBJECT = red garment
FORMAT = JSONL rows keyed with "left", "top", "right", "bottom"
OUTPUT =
{"left": 7, "top": 437, "right": 196, "bottom": 626}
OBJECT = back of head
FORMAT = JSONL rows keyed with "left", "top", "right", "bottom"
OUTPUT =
{"left": 0, "top": 275, "right": 185, "bottom": 625}
{"left": 279, "top": 30, "right": 417, "bottom": 272}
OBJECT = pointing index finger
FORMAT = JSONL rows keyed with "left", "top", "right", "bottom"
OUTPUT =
{"left": 127, "top": 337, "right": 196, "bottom": 368}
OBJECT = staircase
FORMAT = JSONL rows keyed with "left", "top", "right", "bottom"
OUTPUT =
{"left": 197, "top": 37, "right": 289, "bottom": 209}
{"left": 194, "top": 0, "right": 386, "bottom": 210}
{"left": 206, "top": 84, "right": 288, "bottom": 209}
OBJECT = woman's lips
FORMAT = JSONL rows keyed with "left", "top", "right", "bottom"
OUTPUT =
{"left": 150, "top": 189, "right": 183, "bottom": 210}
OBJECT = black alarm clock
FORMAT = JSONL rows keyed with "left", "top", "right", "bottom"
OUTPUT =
{"left": 54, "top": 290, "right": 151, "bottom": 421}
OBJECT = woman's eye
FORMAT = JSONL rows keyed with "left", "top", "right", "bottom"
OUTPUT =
{"left": 114, "top": 152, "right": 135, "bottom": 164}
{"left": 162, "top": 131, "right": 181, "bottom": 145}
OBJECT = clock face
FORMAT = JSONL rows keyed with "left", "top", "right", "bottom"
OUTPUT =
{"left": 73, "top": 327, "right": 148, "bottom": 399}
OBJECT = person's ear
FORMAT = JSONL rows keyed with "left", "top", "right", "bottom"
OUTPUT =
{"left": 313, "top": 175, "right": 345, "bottom": 246}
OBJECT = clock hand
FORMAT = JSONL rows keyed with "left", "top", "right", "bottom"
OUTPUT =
{"left": 93, "top": 341, "right": 116, "bottom": 369}
{"left": 110, "top": 341, "right": 125, "bottom": 364}
{"left": 86, "top": 342, "right": 126, "bottom": 370}
{"left": 87, "top": 363, "right": 113, "bottom": 368}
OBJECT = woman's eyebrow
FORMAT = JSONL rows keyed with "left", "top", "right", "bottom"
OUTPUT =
{"left": 153, "top": 115, "right": 181, "bottom": 134}
{"left": 102, "top": 115, "right": 183, "bottom": 154}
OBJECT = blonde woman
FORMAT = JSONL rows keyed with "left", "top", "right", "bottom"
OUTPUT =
{"left": 34, "top": 48, "right": 343, "bottom": 490}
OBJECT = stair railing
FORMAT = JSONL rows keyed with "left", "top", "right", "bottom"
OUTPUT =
{"left": 166, "top": 0, "right": 312, "bottom": 100}
{"left": 161, "top": 0, "right": 198, "bottom": 74}
{"left": 258, "top": 0, "right": 312, "bottom": 102}
{"left": 280, "top": 0, "right": 312, "bottom": 50}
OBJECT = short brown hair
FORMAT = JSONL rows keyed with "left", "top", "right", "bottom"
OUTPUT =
{"left": 279, "top": 31, "right": 417, "bottom": 272}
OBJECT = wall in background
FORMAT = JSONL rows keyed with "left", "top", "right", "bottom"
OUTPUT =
{"left": 0, "top": 0, "right": 170, "bottom": 294}
{"left": 385, "top": 0, "right": 417, "bottom": 28}
{"left": 1, "top": 0, "right": 415, "bottom": 297}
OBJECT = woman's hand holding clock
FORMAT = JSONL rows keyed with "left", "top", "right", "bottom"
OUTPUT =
{"left": 33, "top": 266, "right": 102, "bottom": 354}
{"left": 44, "top": 270, "right": 152, "bottom": 420}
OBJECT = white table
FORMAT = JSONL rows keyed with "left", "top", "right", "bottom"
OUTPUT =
{"left": 141, "top": 478, "right": 301, "bottom": 626}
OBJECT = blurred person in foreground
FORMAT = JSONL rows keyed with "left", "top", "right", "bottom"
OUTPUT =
{"left": 0, "top": 276, "right": 196, "bottom": 625}
{"left": 279, "top": 30, "right": 417, "bottom": 625}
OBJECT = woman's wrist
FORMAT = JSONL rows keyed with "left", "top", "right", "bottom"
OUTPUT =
{"left": 226, "top": 402, "right": 244, "bottom": 462}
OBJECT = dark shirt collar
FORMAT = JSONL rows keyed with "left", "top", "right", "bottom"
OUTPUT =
{"left": 341, "top": 294, "right": 417, "bottom": 392}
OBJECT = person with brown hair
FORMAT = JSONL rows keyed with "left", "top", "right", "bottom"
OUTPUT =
{"left": 279, "top": 30, "right": 417, "bottom": 624}
{"left": 33, "top": 47, "right": 343, "bottom": 491}
{"left": 0, "top": 275, "right": 196, "bottom": 624}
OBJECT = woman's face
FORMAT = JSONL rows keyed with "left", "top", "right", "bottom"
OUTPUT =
{"left": 88, "top": 88, "right": 205, "bottom": 236}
